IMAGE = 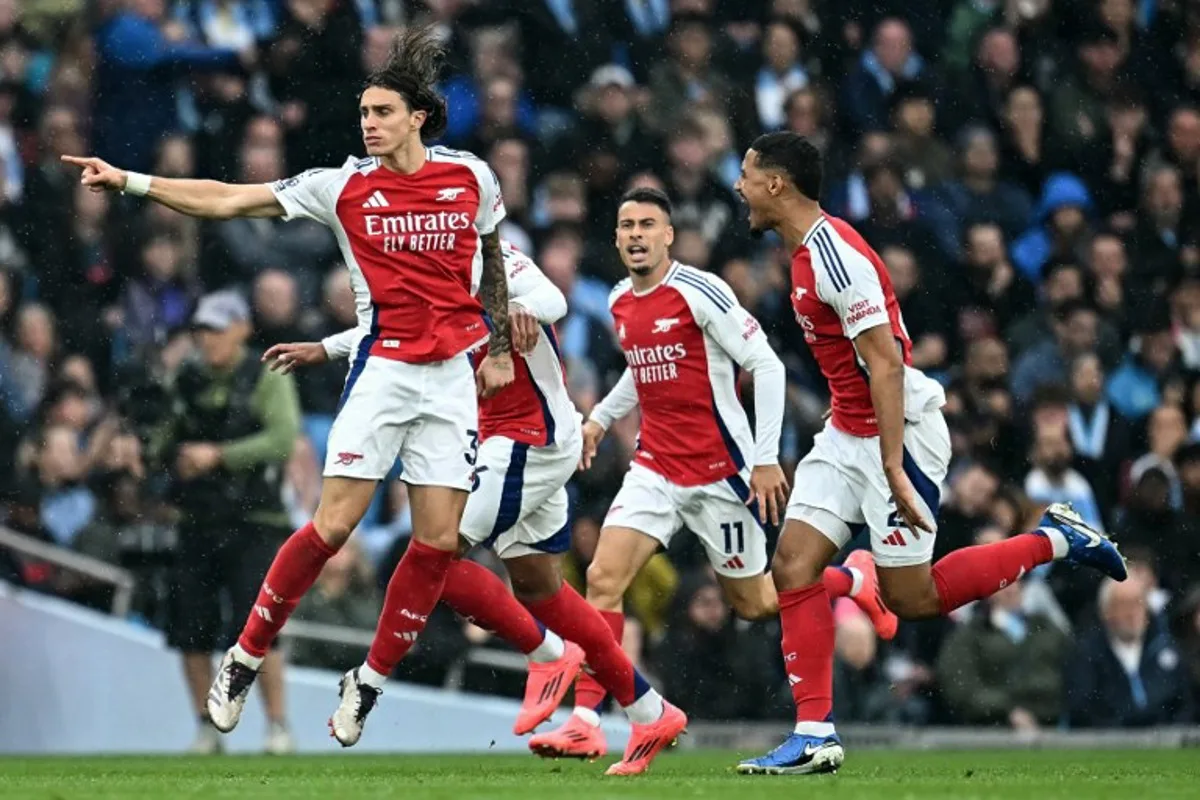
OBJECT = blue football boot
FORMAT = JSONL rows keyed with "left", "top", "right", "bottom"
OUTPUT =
{"left": 736, "top": 732, "right": 844, "bottom": 775}
{"left": 1041, "top": 502, "right": 1128, "bottom": 581}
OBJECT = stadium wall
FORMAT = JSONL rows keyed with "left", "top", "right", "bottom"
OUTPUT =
{"left": 0, "top": 582, "right": 631, "bottom": 755}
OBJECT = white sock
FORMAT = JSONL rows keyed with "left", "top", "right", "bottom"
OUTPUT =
{"left": 527, "top": 629, "right": 566, "bottom": 663}
{"left": 794, "top": 720, "right": 836, "bottom": 738}
{"left": 621, "top": 690, "right": 664, "bottom": 725}
{"left": 1039, "top": 527, "right": 1069, "bottom": 559}
{"left": 572, "top": 706, "right": 601, "bottom": 727}
{"left": 231, "top": 643, "right": 263, "bottom": 670}
{"left": 846, "top": 567, "right": 864, "bottom": 597}
{"left": 357, "top": 663, "right": 389, "bottom": 690}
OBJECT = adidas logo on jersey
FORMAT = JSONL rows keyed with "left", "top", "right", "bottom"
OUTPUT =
{"left": 435, "top": 187, "right": 466, "bottom": 201}
{"left": 362, "top": 190, "right": 389, "bottom": 208}
{"left": 721, "top": 555, "right": 745, "bottom": 571}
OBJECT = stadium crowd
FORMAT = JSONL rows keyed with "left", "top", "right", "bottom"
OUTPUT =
{"left": 1, "top": 0, "right": 1199, "bottom": 731}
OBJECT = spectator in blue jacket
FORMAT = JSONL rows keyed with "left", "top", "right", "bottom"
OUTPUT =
{"left": 1066, "top": 577, "right": 1194, "bottom": 727}
{"left": 93, "top": 0, "right": 245, "bottom": 173}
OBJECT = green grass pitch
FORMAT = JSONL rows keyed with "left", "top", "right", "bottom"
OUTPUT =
{"left": 2, "top": 750, "right": 1198, "bottom": 799}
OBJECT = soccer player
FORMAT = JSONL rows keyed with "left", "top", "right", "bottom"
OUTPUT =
{"left": 64, "top": 28, "right": 518, "bottom": 747}
{"left": 275, "top": 240, "right": 687, "bottom": 774}
{"left": 732, "top": 131, "right": 1128, "bottom": 775}
{"left": 530, "top": 187, "right": 897, "bottom": 759}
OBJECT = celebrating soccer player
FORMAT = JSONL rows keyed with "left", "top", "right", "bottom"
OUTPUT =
{"left": 532, "top": 187, "right": 898, "bottom": 758}
{"left": 64, "top": 27, "right": 518, "bottom": 747}
{"left": 732, "top": 131, "right": 1129, "bottom": 775}
{"left": 277, "top": 240, "right": 688, "bottom": 775}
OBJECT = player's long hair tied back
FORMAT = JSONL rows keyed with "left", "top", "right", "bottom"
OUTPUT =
{"left": 365, "top": 25, "right": 449, "bottom": 141}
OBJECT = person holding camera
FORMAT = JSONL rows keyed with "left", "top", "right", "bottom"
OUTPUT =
{"left": 152, "top": 290, "right": 301, "bottom": 754}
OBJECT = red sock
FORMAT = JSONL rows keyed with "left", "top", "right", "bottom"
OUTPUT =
{"left": 779, "top": 583, "right": 835, "bottom": 722}
{"left": 823, "top": 566, "right": 854, "bottom": 598}
{"left": 526, "top": 587, "right": 643, "bottom": 706}
{"left": 365, "top": 539, "right": 456, "bottom": 676}
{"left": 238, "top": 522, "right": 336, "bottom": 658}
{"left": 931, "top": 532, "right": 1054, "bottom": 615}
{"left": 440, "top": 558, "right": 546, "bottom": 654}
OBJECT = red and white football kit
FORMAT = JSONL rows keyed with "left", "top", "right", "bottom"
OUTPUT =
{"left": 325, "top": 242, "right": 581, "bottom": 558}
{"left": 591, "top": 263, "right": 785, "bottom": 578}
{"left": 786, "top": 215, "right": 948, "bottom": 567}
{"left": 272, "top": 146, "right": 505, "bottom": 490}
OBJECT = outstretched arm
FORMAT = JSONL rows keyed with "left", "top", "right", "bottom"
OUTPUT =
{"left": 62, "top": 155, "right": 283, "bottom": 219}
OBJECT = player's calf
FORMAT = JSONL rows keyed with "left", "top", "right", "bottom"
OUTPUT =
{"left": 876, "top": 563, "right": 944, "bottom": 620}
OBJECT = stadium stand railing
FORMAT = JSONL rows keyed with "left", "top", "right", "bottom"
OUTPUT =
{"left": 0, "top": 526, "right": 135, "bottom": 617}
{"left": 0, "top": 525, "right": 530, "bottom": 689}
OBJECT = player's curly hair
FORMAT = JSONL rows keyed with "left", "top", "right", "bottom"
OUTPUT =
{"left": 364, "top": 25, "right": 449, "bottom": 141}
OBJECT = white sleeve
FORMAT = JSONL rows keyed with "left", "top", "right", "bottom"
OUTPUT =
{"left": 470, "top": 160, "right": 506, "bottom": 235}
{"left": 687, "top": 274, "right": 786, "bottom": 467}
{"left": 505, "top": 245, "right": 567, "bottom": 324}
{"left": 589, "top": 368, "right": 638, "bottom": 430}
{"left": 268, "top": 166, "right": 346, "bottom": 224}
{"left": 321, "top": 328, "right": 360, "bottom": 360}
{"left": 812, "top": 237, "right": 890, "bottom": 339}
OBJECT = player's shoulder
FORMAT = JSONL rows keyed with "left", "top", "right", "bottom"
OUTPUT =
{"left": 608, "top": 277, "right": 634, "bottom": 308}
{"left": 665, "top": 262, "right": 735, "bottom": 313}
{"left": 806, "top": 216, "right": 881, "bottom": 290}
{"left": 502, "top": 240, "right": 537, "bottom": 274}
{"left": 809, "top": 216, "right": 878, "bottom": 265}
{"left": 426, "top": 145, "right": 486, "bottom": 164}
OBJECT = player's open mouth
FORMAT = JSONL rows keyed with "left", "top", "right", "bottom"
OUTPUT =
{"left": 627, "top": 245, "right": 648, "bottom": 260}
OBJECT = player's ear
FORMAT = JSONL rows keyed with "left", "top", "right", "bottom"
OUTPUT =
{"left": 663, "top": 223, "right": 675, "bottom": 248}
{"left": 411, "top": 108, "right": 428, "bottom": 132}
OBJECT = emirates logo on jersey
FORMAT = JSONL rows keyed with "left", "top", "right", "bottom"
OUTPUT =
{"left": 364, "top": 210, "right": 472, "bottom": 254}
{"left": 624, "top": 343, "right": 687, "bottom": 385}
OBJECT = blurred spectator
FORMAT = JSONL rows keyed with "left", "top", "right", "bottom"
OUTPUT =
{"left": 652, "top": 571, "right": 787, "bottom": 720}
{"left": 1023, "top": 418, "right": 1104, "bottom": 530}
{"left": 150, "top": 290, "right": 298, "bottom": 754}
{"left": 1066, "top": 577, "right": 1194, "bottom": 727}
{"left": 840, "top": 18, "right": 930, "bottom": 137}
{"left": 93, "top": 0, "right": 245, "bottom": 173}
{"left": 923, "top": 126, "right": 1034, "bottom": 258}
{"left": 1011, "top": 173, "right": 1094, "bottom": 282}
{"left": 937, "top": 577, "right": 1069, "bottom": 730}
{"left": 1010, "top": 300, "right": 1099, "bottom": 407}
{"left": 205, "top": 119, "right": 337, "bottom": 298}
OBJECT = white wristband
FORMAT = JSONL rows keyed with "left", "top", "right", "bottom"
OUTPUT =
{"left": 123, "top": 172, "right": 152, "bottom": 197}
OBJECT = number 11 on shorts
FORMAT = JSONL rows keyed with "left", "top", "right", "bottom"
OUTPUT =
{"left": 722, "top": 521, "right": 745, "bottom": 554}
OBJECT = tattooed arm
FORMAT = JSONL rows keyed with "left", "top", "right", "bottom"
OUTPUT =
{"left": 480, "top": 231, "right": 511, "bottom": 353}
{"left": 475, "top": 231, "right": 515, "bottom": 397}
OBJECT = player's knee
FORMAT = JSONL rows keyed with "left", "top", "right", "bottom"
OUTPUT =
{"left": 584, "top": 559, "right": 627, "bottom": 609}
{"left": 770, "top": 549, "right": 824, "bottom": 590}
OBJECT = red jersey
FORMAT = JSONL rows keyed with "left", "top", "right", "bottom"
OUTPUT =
{"left": 270, "top": 147, "right": 506, "bottom": 364}
{"left": 594, "top": 263, "right": 779, "bottom": 487}
{"left": 790, "top": 215, "right": 944, "bottom": 437}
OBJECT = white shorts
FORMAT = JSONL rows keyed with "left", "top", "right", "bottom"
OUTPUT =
{"left": 460, "top": 434, "right": 582, "bottom": 559}
{"left": 786, "top": 411, "right": 951, "bottom": 567}
{"left": 604, "top": 463, "right": 768, "bottom": 578}
{"left": 324, "top": 354, "right": 478, "bottom": 491}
